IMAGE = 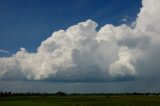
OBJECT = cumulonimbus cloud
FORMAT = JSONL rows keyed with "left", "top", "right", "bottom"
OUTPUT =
{"left": 0, "top": 0, "right": 160, "bottom": 81}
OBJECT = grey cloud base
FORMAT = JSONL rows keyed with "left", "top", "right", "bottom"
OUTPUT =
{"left": 0, "top": 0, "right": 160, "bottom": 82}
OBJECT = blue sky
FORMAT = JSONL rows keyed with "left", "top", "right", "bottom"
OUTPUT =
{"left": 0, "top": 0, "right": 141, "bottom": 54}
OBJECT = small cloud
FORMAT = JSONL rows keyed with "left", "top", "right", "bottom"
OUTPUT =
{"left": 120, "top": 15, "right": 130, "bottom": 22}
{"left": 120, "top": 16, "right": 134, "bottom": 23}
{"left": 0, "top": 49, "right": 10, "bottom": 54}
{"left": 121, "top": 18, "right": 127, "bottom": 22}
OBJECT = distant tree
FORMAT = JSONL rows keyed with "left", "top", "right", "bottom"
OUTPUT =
{"left": 55, "top": 91, "right": 67, "bottom": 96}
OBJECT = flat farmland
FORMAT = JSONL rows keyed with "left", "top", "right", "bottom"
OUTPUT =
{"left": 0, "top": 95, "right": 160, "bottom": 106}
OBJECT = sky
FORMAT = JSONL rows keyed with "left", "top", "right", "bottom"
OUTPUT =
{"left": 0, "top": 0, "right": 141, "bottom": 54}
{"left": 0, "top": 0, "right": 160, "bottom": 93}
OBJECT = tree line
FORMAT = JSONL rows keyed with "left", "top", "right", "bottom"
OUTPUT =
{"left": 0, "top": 91, "right": 160, "bottom": 97}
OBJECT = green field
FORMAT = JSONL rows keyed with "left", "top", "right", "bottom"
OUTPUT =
{"left": 0, "top": 96, "right": 160, "bottom": 106}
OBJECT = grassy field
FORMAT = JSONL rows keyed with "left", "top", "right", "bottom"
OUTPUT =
{"left": 0, "top": 95, "right": 160, "bottom": 106}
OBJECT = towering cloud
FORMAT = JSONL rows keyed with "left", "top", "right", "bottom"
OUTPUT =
{"left": 0, "top": 0, "right": 160, "bottom": 81}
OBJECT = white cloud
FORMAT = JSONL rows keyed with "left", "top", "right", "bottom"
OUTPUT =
{"left": 0, "top": 49, "right": 10, "bottom": 54}
{"left": 120, "top": 18, "right": 127, "bottom": 22}
{"left": 0, "top": 0, "right": 160, "bottom": 81}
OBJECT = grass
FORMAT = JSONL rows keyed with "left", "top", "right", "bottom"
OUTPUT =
{"left": 0, "top": 95, "right": 160, "bottom": 106}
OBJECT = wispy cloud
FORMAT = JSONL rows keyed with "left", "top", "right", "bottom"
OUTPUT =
{"left": 120, "top": 18, "right": 128, "bottom": 22}
{"left": 0, "top": 49, "right": 10, "bottom": 54}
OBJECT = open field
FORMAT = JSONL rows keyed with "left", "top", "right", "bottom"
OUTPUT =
{"left": 0, "top": 95, "right": 160, "bottom": 106}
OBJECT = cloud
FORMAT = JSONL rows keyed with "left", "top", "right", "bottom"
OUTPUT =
{"left": 120, "top": 16, "right": 134, "bottom": 24}
{"left": 0, "top": 0, "right": 160, "bottom": 82}
{"left": 0, "top": 49, "right": 10, "bottom": 54}
{"left": 120, "top": 18, "right": 127, "bottom": 22}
